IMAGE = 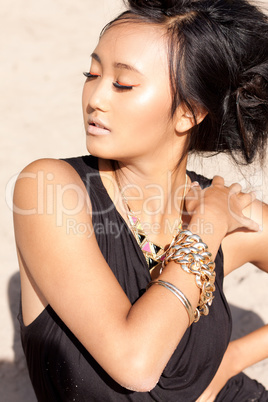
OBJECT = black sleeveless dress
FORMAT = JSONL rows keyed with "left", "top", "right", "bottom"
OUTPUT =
{"left": 18, "top": 155, "right": 268, "bottom": 401}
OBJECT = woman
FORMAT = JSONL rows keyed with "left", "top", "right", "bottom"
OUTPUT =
{"left": 13, "top": 0, "right": 268, "bottom": 400}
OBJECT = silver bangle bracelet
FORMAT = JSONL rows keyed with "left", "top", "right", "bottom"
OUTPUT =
{"left": 147, "top": 279, "right": 197, "bottom": 326}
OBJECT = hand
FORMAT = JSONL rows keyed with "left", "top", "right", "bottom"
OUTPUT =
{"left": 185, "top": 176, "right": 259, "bottom": 236}
{"left": 195, "top": 343, "right": 237, "bottom": 402}
{"left": 195, "top": 364, "right": 230, "bottom": 402}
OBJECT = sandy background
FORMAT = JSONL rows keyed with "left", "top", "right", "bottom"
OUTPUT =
{"left": 1, "top": 0, "right": 268, "bottom": 400}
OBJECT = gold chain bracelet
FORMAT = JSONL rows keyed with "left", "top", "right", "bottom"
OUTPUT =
{"left": 161, "top": 230, "right": 216, "bottom": 321}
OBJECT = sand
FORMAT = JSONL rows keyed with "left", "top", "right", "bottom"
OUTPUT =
{"left": 1, "top": 0, "right": 267, "bottom": 400}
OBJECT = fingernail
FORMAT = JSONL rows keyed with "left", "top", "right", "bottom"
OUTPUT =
{"left": 258, "top": 225, "right": 263, "bottom": 232}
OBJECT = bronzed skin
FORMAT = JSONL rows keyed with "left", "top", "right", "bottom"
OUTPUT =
{"left": 14, "top": 23, "right": 268, "bottom": 399}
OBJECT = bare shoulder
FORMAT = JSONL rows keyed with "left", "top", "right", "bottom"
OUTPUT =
{"left": 222, "top": 199, "right": 268, "bottom": 275}
{"left": 13, "top": 157, "right": 95, "bottom": 264}
{"left": 14, "top": 157, "right": 91, "bottom": 217}
{"left": 13, "top": 158, "right": 94, "bottom": 324}
{"left": 14, "top": 157, "right": 86, "bottom": 192}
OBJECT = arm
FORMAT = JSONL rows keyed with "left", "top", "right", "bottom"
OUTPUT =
{"left": 196, "top": 325, "right": 268, "bottom": 402}
{"left": 222, "top": 199, "right": 268, "bottom": 275}
{"left": 13, "top": 163, "right": 257, "bottom": 392}
{"left": 196, "top": 194, "right": 268, "bottom": 401}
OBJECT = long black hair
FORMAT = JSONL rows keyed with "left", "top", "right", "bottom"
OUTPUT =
{"left": 102, "top": 0, "right": 268, "bottom": 164}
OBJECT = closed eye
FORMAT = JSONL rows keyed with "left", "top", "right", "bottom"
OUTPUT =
{"left": 113, "top": 82, "right": 134, "bottom": 90}
{"left": 83, "top": 73, "right": 139, "bottom": 90}
{"left": 83, "top": 72, "right": 100, "bottom": 79}
{"left": 113, "top": 81, "right": 140, "bottom": 90}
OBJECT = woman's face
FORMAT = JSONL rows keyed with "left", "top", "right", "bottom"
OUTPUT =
{"left": 82, "top": 22, "right": 184, "bottom": 164}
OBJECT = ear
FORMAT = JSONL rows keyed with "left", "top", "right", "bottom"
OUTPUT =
{"left": 174, "top": 104, "right": 208, "bottom": 134}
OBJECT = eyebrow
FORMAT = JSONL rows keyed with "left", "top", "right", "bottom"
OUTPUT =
{"left": 91, "top": 52, "right": 143, "bottom": 75}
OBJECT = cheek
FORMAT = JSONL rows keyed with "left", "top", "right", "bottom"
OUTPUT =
{"left": 82, "top": 82, "right": 95, "bottom": 118}
{"left": 118, "top": 87, "right": 171, "bottom": 132}
{"left": 82, "top": 85, "right": 88, "bottom": 121}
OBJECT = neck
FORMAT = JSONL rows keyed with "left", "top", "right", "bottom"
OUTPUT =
{"left": 99, "top": 155, "right": 190, "bottom": 249}
{"left": 113, "top": 155, "right": 188, "bottom": 214}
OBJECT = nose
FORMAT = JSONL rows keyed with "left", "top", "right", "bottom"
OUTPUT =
{"left": 84, "top": 77, "right": 110, "bottom": 113}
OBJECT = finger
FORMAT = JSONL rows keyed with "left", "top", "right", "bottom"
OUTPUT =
{"left": 236, "top": 191, "right": 256, "bottom": 208}
{"left": 195, "top": 393, "right": 213, "bottom": 402}
{"left": 211, "top": 175, "right": 225, "bottom": 186}
{"left": 229, "top": 182, "right": 242, "bottom": 194}
{"left": 190, "top": 181, "right": 200, "bottom": 188}
{"left": 186, "top": 182, "right": 202, "bottom": 198}
{"left": 238, "top": 215, "right": 260, "bottom": 232}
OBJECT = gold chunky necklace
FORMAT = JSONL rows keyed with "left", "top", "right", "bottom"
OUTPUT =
{"left": 114, "top": 167, "right": 188, "bottom": 273}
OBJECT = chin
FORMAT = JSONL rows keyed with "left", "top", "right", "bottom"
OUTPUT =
{"left": 86, "top": 141, "right": 116, "bottom": 161}
{"left": 86, "top": 138, "right": 145, "bottom": 163}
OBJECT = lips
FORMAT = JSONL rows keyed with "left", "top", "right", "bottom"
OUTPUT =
{"left": 87, "top": 117, "right": 111, "bottom": 136}
{"left": 92, "top": 123, "right": 104, "bottom": 128}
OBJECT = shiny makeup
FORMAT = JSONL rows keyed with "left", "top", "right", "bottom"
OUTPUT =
{"left": 82, "top": 23, "right": 187, "bottom": 164}
{"left": 83, "top": 72, "right": 140, "bottom": 91}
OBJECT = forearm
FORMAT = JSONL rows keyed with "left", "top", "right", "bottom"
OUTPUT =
{"left": 124, "top": 260, "right": 200, "bottom": 389}
{"left": 187, "top": 212, "right": 226, "bottom": 259}
{"left": 124, "top": 212, "right": 225, "bottom": 388}
{"left": 229, "top": 324, "right": 268, "bottom": 375}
